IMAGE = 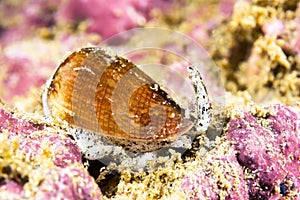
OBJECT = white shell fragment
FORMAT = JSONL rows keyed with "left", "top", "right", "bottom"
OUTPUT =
{"left": 187, "top": 65, "right": 211, "bottom": 132}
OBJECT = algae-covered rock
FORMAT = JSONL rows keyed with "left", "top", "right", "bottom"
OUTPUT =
{"left": 0, "top": 103, "right": 102, "bottom": 199}
{"left": 227, "top": 104, "right": 300, "bottom": 199}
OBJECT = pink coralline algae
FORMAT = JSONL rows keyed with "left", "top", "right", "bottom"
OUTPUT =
{"left": 0, "top": 166, "right": 102, "bottom": 200}
{"left": 227, "top": 104, "right": 300, "bottom": 199}
{"left": 0, "top": 104, "right": 102, "bottom": 199}
{"left": 0, "top": 55, "right": 53, "bottom": 101}
{"left": 0, "top": 180, "right": 23, "bottom": 198}
{"left": 262, "top": 19, "right": 285, "bottom": 37}
{"left": 57, "top": 0, "right": 174, "bottom": 38}
{"left": 0, "top": 0, "right": 59, "bottom": 46}
{"left": 0, "top": 0, "right": 173, "bottom": 47}
{"left": 0, "top": 107, "right": 43, "bottom": 136}
{"left": 219, "top": 0, "right": 236, "bottom": 16}
{"left": 0, "top": 105, "right": 82, "bottom": 167}
{"left": 0, "top": 33, "right": 103, "bottom": 101}
{"left": 181, "top": 154, "right": 248, "bottom": 200}
{"left": 18, "top": 133, "right": 82, "bottom": 168}
{"left": 284, "top": 3, "right": 300, "bottom": 57}
{"left": 34, "top": 167, "right": 103, "bottom": 200}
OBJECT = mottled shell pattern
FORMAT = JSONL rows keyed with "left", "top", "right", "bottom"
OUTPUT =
{"left": 43, "top": 47, "right": 196, "bottom": 153}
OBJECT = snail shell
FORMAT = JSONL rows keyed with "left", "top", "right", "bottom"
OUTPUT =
{"left": 43, "top": 47, "right": 194, "bottom": 153}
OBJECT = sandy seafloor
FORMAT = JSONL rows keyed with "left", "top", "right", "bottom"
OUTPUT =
{"left": 0, "top": 0, "right": 299, "bottom": 199}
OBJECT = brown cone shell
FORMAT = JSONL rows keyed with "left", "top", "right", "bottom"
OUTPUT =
{"left": 43, "top": 47, "right": 192, "bottom": 152}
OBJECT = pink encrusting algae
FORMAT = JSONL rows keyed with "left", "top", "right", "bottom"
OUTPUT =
{"left": 33, "top": 167, "right": 103, "bottom": 200}
{"left": 0, "top": 104, "right": 82, "bottom": 167}
{"left": 56, "top": 0, "right": 174, "bottom": 38}
{"left": 181, "top": 154, "right": 248, "bottom": 199}
{"left": 227, "top": 105, "right": 300, "bottom": 199}
{"left": 0, "top": 103, "right": 102, "bottom": 199}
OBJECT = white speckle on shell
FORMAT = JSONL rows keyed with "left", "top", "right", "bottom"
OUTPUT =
{"left": 73, "top": 66, "right": 96, "bottom": 75}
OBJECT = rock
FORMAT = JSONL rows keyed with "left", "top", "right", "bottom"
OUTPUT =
{"left": 34, "top": 167, "right": 102, "bottom": 200}
{"left": 182, "top": 153, "right": 248, "bottom": 199}
{"left": 0, "top": 103, "right": 102, "bottom": 199}
{"left": 227, "top": 104, "right": 300, "bottom": 199}
{"left": 0, "top": 104, "right": 82, "bottom": 167}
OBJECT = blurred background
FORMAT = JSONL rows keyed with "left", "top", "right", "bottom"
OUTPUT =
{"left": 0, "top": 0, "right": 299, "bottom": 108}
